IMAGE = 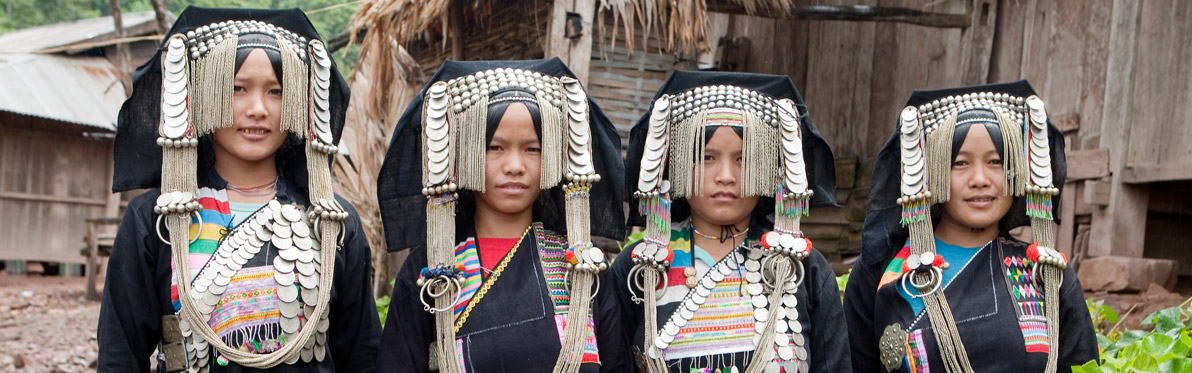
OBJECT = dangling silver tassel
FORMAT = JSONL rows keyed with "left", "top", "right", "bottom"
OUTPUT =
{"left": 995, "top": 109, "right": 1026, "bottom": 197}
{"left": 926, "top": 114, "right": 956, "bottom": 204}
{"left": 453, "top": 95, "right": 488, "bottom": 192}
{"left": 279, "top": 39, "right": 309, "bottom": 135}
{"left": 538, "top": 89, "right": 565, "bottom": 190}
{"left": 741, "top": 111, "right": 779, "bottom": 198}
{"left": 669, "top": 113, "right": 695, "bottom": 199}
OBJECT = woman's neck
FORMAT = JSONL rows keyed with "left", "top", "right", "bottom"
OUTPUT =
{"left": 689, "top": 217, "right": 749, "bottom": 261}
{"left": 934, "top": 218, "right": 999, "bottom": 248}
{"left": 214, "top": 157, "right": 278, "bottom": 203}
{"left": 474, "top": 204, "right": 533, "bottom": 239}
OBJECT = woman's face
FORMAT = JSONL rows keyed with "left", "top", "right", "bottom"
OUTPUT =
{"left": 212, "top": 49, "right": 286, "bottom": 166}
{"left": 939, "top": 124, "right": 1014, "bottom": 230}
{"left": 687, "top": 126, "right": 760, "bottom": 227}
{"left": 475, "top": 103, "right": 543, "bottom": 216}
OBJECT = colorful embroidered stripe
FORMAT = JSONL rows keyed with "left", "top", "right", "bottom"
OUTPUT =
{"left": 536, "top": 227, "right": 600, "bottom": 363}
{"left": 451, "top": 239, "right": 482, "bottom": 317}
{"left": 878, "top": 246, "right": 912, "bottom": 289}
{"left": 1019, "top": 316, "right": 1050, "bottom": 353}
{"left": 705, "top": 108, "right": 745, "bottom": 125}
{"left": 664, "top": 274, "right": 755, "bottom": 360}
{"left": 906, "top": 329, "right": 930, "bottom": 373}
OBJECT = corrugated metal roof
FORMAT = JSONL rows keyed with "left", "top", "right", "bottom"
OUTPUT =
{"left": 0, "top": 11, "right": 161, "bottom": 53}
{"left": 0, "top": 54, "right": 126, "bottom": 131}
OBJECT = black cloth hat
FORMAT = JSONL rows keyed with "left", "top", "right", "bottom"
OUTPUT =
{"left": 624, "top": 70, "right": 839, "bottom": 228}
{"left": 859, "top": 80, "right": 1068, "bottom": 266}
{"left": 377, "top": 58, "right": 627, "bottom": 252}
{"left": 112, "top": 6, "right": 349, "bottom": 193}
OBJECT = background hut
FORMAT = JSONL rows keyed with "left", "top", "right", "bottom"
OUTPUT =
{"left": 344, "top": 0, "right": 1192, "bottom": 295}
{"left": 0, "top": 11, "right": 167, "bottom": 275}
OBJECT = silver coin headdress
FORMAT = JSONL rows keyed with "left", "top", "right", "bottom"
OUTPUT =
{"left": 154, "top": 19, "right": 343, "bottom": 370}
{"left": 629, "top": 85, "right": 816, "bottom": 372}
{"left": 896, "top": 92, "right": 1065, "bottom": 373}
{"left": 416, "top": 67, "right": 603, "bottom": 373}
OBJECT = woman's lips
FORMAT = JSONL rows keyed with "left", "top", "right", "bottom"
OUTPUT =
{"left": 238, "top": 128, "right": 271, "bottom": 141}
{"left": 709, "top": 191, "right": 739, "bottom": 201}
{"left": 964, "top": 195, "right": 995, "bottom": 209}
{"left": 495, "top": 182, "right": 530, "bottom": 196}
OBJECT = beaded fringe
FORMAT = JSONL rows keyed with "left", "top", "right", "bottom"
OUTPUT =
{"left": 453, "top": 95, "right": 488, "bottom": 192}
{"left": 279, "top": 40, "right": 309, "bottom": 135}
{"left": 555, "top": 183, "right": 594, "bottom": 373}
{"left": 926, "top": 114, "right": 956, "bottom": 204}
{"left": 669, "top": 112, "right": 697, "bottom": 199}
{"left": 741, "top": 113, "right": 780, "bottom": 197}
{"left": 191, "top": 35, "right": 236, "bottom": 133}
{"left": 538, "top": 91, "right": 564, "bottom": 190}
{"left": 995, "top": 110, "right": 1026, "bottom": 196}
{"left": 1030, "top": 211, "right": 1060, "bottom": 373}
{"left": 640, "top": 270, "right": 668, "bottom": 372}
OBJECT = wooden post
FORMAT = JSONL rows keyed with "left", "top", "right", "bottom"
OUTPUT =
{"left": 1088, "top": 0, "right": 1148, "bottom": 258}
{"left": 450, "top": 0, "right": 465, "bottom": 61}
{"left": 85, "top": 221, "right": 100, "bottom": 301}
{"left": 960, "top": 0, "right": 997, "bottom": 85}
{"left": 108, "top": 0, "right": 132, "bottom": 97}
{"left": 150, "top": 0, "right": 171, "bottom": 34}
{"left": 545, "top": 0, "right": 595, "bottom": 86}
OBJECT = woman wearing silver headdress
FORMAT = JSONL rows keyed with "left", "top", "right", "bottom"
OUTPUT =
{"left": 610, "top": 71, "right": 850, "bottom": 373}
{"left": 844, "top": 81, "right": 1097, "bottom": 373}
{"left": 98, "top": 7, "right": 379, "bottom": 372}
{"left": 375, "top": 59, "right": 629, "bottom": 372}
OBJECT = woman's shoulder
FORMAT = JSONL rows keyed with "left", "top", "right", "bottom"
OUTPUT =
{"left": 995, "top": 235, "right": 1031, "bottom": 255}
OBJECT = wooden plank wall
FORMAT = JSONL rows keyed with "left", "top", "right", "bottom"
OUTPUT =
{"left": 409, "top": 0, "right": 552, "bottom": 79}
{"left": 588, "top": 17, "right": 698, "bottom": 139}
{"left": 0, "top": 124, "right": 112, "bottom": 263}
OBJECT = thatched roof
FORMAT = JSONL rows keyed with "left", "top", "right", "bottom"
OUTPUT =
{"left": 599, "top": 0, "right": 791, "bottom": 54}
{"left": 348, "top": 0, "right": 796, "bottom": 57}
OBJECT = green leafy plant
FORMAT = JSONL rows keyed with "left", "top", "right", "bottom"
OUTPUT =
{"left": 836, "top": 269, "right": 850, "bottom": 303}
{"left": 1073, "top": 296, "right": 1192, "bottom": 372}
{"left": 376, "top": 279, "right": 395, "bottom": 327}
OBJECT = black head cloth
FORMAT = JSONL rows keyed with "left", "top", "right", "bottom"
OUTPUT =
{"left": 625, "top": 70, "right": 838, "bottom": 230}
{"left": 860, "top": 80, "right": 1068, "bottom": 266}
{"left": 112, "top": 6, "right": 349, "bottom": 193}
{"left": 377, "top": 58, "right": 627, "bottom": 252}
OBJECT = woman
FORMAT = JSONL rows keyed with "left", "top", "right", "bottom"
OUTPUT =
{"left": 611, "top": 71, "right": 850, "bottom": 372}
{"left": 98, "top": 7, "right": 379, "bottom": 372}
{"left": 844, "top": 81, "right": 1097, "bottom": 372}
{"left": 375, "top": 59, "right": 629, "bottom": 372}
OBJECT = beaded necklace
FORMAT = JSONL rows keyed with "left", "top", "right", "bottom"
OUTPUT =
{"left": 691, "top": 225, "right": 749, "bottom": 242}
{"left": 227, "top": 176, "right": 279, "bottom": 196}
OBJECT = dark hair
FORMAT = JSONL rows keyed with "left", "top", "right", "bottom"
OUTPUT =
{"left": 233, "top": 33, "right": 283, "bottom": 82}
{"left": 950, "top": 108, "right": 1005, "bottom": 162}
{"left": 485, "top": 89, "right": 543, "bottom": 144}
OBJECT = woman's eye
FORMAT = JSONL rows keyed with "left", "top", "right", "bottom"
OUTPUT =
{"left": 990, "top": 158, "right": 1003, "bottom": 165}
{"left": 526, "top": 147, "right": 541, "bottom": 153}
{"left": 703, "top": 155, "right": 715, "bottom": 161}
{"left": 735, "top": 157, "right": 743, "bottom": 163}
{"left": 487, "top": 145, "right": 501, "bottom": 151}
{"left": 269, "top": 88, "right": 283, "bottom": 96}
{"left": 233, "top": 86, "right": 247, "bottom": 93}
{"left": 952, "top": 160, "right": 969, "bottom": 167}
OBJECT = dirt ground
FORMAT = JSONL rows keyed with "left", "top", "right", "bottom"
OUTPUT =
{"left": 0, "top": 274, "right": 100, "bottom": 372}
{"left": 0, "top": 271, "right": 1186, "bottom": 373}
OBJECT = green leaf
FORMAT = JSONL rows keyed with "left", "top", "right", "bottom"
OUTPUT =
{"left": 1159, "top": 358, "right": 1192, "bottom": 372}
{"left": 1143, "top": 307, "right": 1185, "bottom": 336}
{"left": 1102, "top": 305, "right": 1120, "bottom": 323}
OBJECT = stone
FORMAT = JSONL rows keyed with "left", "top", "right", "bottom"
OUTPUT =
{"left": 1077, "top": 256, "right": 1179, "bottom": 293}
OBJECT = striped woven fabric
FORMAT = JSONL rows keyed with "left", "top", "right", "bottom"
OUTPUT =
{"left": 451, "top": 239, "right": 482, "bottom": 317}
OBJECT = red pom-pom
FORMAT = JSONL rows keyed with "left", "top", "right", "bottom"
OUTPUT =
{"left": 901, "top": 261, "right": 911, "bottom": 273}
{"left": 803, "top": 238, "right": 814, "bottom": 254}
{"left": 932, "top": 255, "right": 945, "bottom": 267}
{"left": 1026, "top": 243, "right": 1040, "bottom": 262}
{"left": 1060, "top": 252, "right": 1068, "bottom": 263}
{"left": 664, "top": 249, "right": 674, "bottom": 263}
{"left": 565, "top": 250, "right": 578, "bottom": 264}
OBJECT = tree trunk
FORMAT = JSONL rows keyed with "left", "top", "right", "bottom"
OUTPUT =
{"left": 108, "top": 0, "right": 132, "bottom": 98}
{"left": 151, "top": 0, "right": 171, "bottom": 34}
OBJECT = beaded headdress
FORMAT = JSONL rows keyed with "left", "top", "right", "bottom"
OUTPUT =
{"left": 882, "top": 81, "right": 1067, "bottom": 373}
{"left": 624, "top": 71, "right": 836, "bottom": 373}
{"left": 113, "top": 7, "right": 349, "bottom": 371}
{"left": 379, "top": 59, "right": 622, "bottom": 373}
